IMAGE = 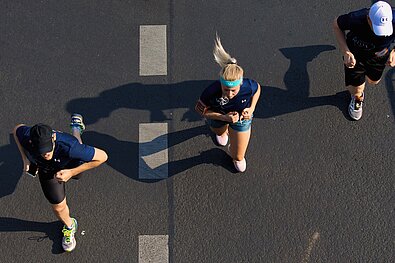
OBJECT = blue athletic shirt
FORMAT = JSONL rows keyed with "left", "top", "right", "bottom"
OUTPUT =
{"left": 199, "top": 78, "right": 259, "bottom": 115}
{"left": 337, "top": 8, "right": 395, "bottom": 58}
{"left": 16, "top": 126, "right": 95, "bottom": 174}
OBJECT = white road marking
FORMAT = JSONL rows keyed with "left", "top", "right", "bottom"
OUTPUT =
{"left": 302, "top": 231, "right": 320, "bottom": 263}
{"left": 139, "top": 25, "right": 167, "bottom": 76}
{"left": 139, "top": 123, "right": 168, "bottom": 179}
{"left": 139, "top": 235, "right": 169, "bottom": 263}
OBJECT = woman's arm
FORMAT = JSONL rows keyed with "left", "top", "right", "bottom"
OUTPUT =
{"left": 249, "top": 83, "right": 261, "bottom": 112}
{"left": 204, "top": 110, "right": 239, "bottom": 123}
{"left": 242, "top": 83, "right": 261, "bottom": 120}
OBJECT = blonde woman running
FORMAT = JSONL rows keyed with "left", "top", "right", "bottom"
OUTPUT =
{"left": 195, "top": 35, "right": 261, "bottom": 172}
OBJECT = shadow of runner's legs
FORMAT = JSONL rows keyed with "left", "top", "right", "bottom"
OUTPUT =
{"left": 0, "top": 217, "right": 64, "bottom": 254}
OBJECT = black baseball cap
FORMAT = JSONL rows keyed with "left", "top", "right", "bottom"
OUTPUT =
{"left": 30, "top": 124, "right": 54, "bottom": 154}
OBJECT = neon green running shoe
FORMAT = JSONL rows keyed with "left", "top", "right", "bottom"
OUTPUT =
{"left": 62, "top": 218, "right": 78, "bottom": 252}
{"left": 70, "top": 114, "right": 86, "bottom": 134}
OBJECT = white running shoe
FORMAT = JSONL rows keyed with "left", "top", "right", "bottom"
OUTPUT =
{"left": 348, "top": 93, "right": 364, "bottom": 120}
{"left": 233, "top": 158, "right": 247, "bottom": 172}
{"left": 215, "top": 133, "right": 228, "bottom": 146}
{"left": 62, "top": 218, "right": 78, "bottom": 252}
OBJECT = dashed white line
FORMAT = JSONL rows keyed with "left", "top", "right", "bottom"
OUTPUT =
{"left": 139, "top": 123, "right": 168, "bottom": 179}
{"left": 302, "top": 231, "right": 320, "bottom": 263}
{"left": 139, "top": 235, "right": 169, "bottom": 263}
{"left": 139, "top": 25, "right": 167, "bottom": 76}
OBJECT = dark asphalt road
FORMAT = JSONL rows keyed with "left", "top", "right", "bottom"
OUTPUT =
{"left": 0, "top": 0, "right": 393, "bottom": 262}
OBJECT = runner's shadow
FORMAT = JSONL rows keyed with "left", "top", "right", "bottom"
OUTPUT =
{"left": 254, "top": 45, "right": 351, "bottom": 120}
{"left": 0, "top": 217, "right": 64, "bottom": 254}
{"left": 0, "top": 135, "right": 24, "bottom": 199}
{"left": 83, "top": 127, "right": 236, "bottom": 182}
{"left": 384, "top": 67, "right": 395, "bottom": 118}
{"left": 66, "top": 80, "right": 212, "bottom": 125}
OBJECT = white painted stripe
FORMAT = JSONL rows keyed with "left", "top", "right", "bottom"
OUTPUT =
{"left": 139, "top": 25, "right": 167, "bottom": 76}
{"left": 139, "top": 123, "right": 168, "bottom": 179}
{"left": 302, "top": 232, "right": 320, "bottom": 263}
{"left": 139, "top": 235, "right": 169, "bottom": 263}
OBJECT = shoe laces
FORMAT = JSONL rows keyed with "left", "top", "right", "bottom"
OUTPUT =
{"left": 353, "top": 96, "right": 363, "bottom": 110}
{"left": 71, "top": 119, "right": 82, "bottom": 125}
{"left": 62, "top": 227, "right": 73, "bottom": 243}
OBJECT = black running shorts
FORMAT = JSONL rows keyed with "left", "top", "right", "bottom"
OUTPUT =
{"left": 38, "top": 160, "right": 84, "bottom": 204}
{"left": 344, "top": 54, "right": 389, "bottom": 87}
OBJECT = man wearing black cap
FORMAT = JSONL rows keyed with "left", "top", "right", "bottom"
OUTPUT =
{"left": 333, "top": 1, "right": 395, "bottom": 120}
{"left": 13, "top": 114, "right": 108, "bottom": 252}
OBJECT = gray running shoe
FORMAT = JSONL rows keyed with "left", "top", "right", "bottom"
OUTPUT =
{"left": 62, "top": 218, "right": 78, "bottom": 252}
{"left": 348, "top": 93, "right": 364, "bottom": 120}
{"left": 70, "top": 114, "right": 86, "bottom": 134}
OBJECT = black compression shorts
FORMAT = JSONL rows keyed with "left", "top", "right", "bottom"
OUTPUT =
{"left": 38, "top": 160, "right": 84, "bottom": 204}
